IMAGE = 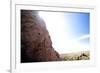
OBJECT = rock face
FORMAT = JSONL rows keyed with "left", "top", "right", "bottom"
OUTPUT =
{"left": 21, "top": 10, "right": 61, "bottom": 62}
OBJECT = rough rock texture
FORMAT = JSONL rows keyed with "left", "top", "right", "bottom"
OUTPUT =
{"left": 21, "top": 10, "right": 61, "bottom": 62}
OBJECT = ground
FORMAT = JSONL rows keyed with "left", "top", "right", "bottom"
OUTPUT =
{"left": 60, "top": 51, "right": 90, "bottom": 61}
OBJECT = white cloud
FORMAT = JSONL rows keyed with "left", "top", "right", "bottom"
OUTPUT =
{"left": 78, "top": 34, "right": 89, "bottom": 41}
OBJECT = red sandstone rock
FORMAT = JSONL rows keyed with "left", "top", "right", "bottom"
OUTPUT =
{"left": 21, "top": 10, "right": 61, "bottom": 62}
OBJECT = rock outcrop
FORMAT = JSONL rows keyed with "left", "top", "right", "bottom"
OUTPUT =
{"left": 21, "top": 10, "right": 61, "bottom": 62}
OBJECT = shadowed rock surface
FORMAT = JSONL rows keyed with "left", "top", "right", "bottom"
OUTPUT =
{"left": 21, "top": 10, "right": 61, "bottom": 63}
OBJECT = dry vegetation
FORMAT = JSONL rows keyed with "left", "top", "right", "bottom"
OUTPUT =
{"left": 60, "top": 51, "right": 90, "bottom": 61}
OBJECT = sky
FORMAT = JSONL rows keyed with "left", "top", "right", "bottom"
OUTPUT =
{"left": 38, "top": 11, "right": 90, "bottom": 54}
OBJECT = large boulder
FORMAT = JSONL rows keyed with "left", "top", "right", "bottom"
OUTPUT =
{"left": 21, "top": 10, "right": 61, "bottom": 62}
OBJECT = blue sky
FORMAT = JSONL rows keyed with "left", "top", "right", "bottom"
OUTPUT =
{"left": 39, "top": 11, "right": 90, "bottom": 53}
{"left": 64, "top": 12, "right": 90, "bottom": 44}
